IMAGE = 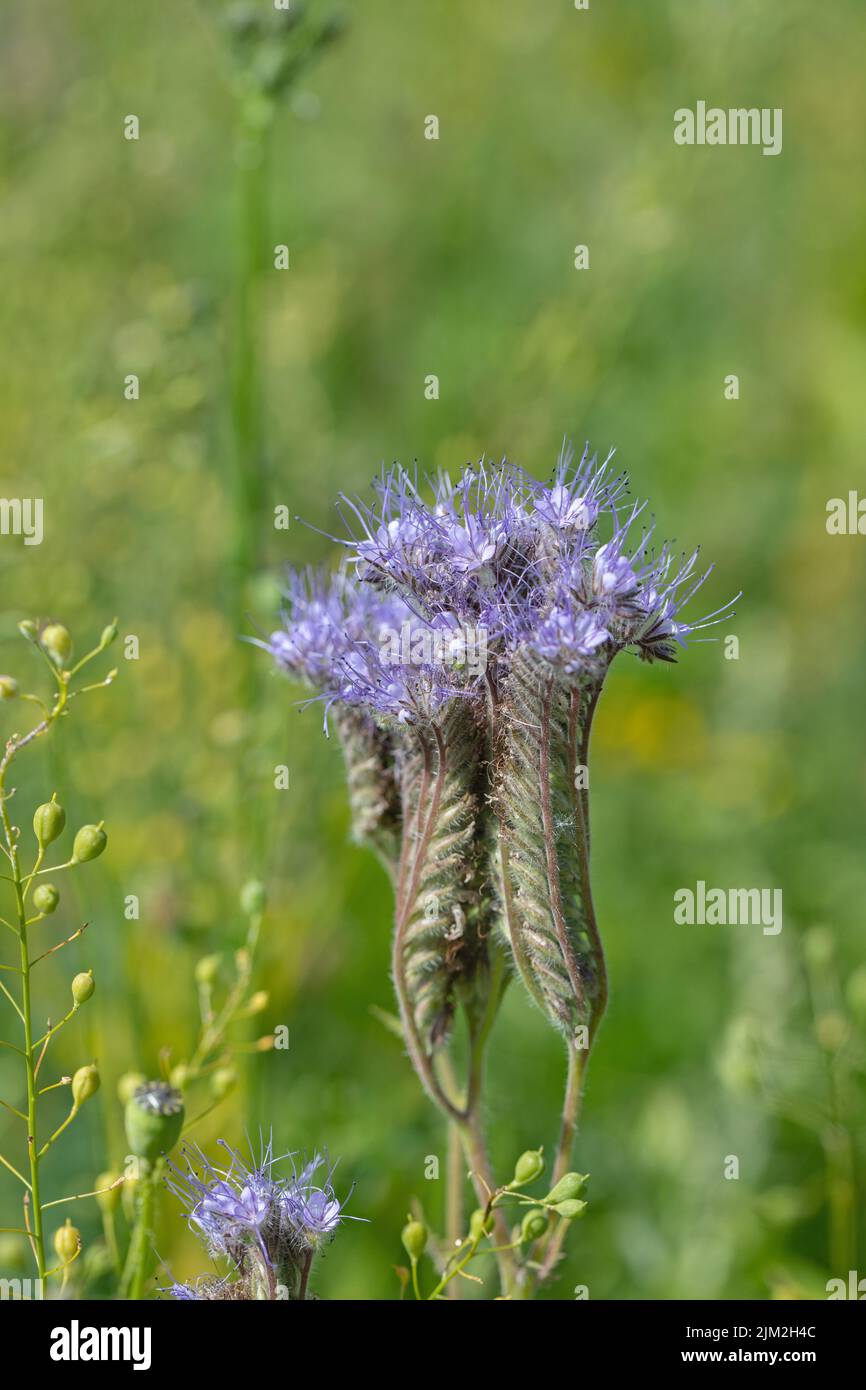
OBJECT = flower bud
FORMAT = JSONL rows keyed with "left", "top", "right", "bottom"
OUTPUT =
{"left": 401, "top": 1219, "right": 427, "bottom": 1260}
{"left": 542, "top": 1172, "right": 588, "bottom": 1205}
{"left": 0, "top": 676, "right": 19, "bottom": 700}
{"left": 169, "top": 1063, "right": 190, "bottom": 1090}
{"left": 469, "top": 1207, "right": 493, "bottom": 1240}
{"left": 53, "top": 1219, "right": 80, "bottom": 1264}
{"left": 18, "top": 620, "right": 38, "bottom": 642}
{"left": 72, "top": 1063, "right": 100, "bottom": 1108}
{"left": 33, "top": 796, "right": 66, "bottom": 848}
{"left": 71, "top": 822, "right": 107, "bottom": 863}
{"left": 210, "top": 1066, "right": 237, "bottom": 1100}
{"left": 95, "top": 1171, "right": 122, "bottom": 1215}
{"left": 72, "top": 970, "right": 95, "bottom": 1006}
{"left": 520, "top": 1209, "right": 549, "bottom": 1243}
{"left": 33, "top": 883, "right": 59, "bottom": 915}
{"left": 117, "top": 1071, "right": 146, "bottom": 1106}
{"left": 194, "top": 954, "right": 221, "bottom": 985}
{"left": 240, "top": 879, "right": 266, "bottom": 917}
{"left": 100, "top": 620, "right": 119, "bottom": 649}
{"left": 41, "top": 624, "right": 73, "bottom": 667}
{"left": 124, "top": 1081, "right": 185, "bottom": 1163}
{"left": 549, "top": 1198, "right": 587, "bottom": 1220}
{"left": 247, "top": 990, "right": 268, "bottom": 1015}
{"left": 511, "top": 1148, "right": 544, "bottom": 1187}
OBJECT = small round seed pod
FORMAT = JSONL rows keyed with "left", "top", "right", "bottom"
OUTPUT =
{"left": 72, "top": 1063, "right": 100, "bottom": 1107}
{"left": 117, "top": 1071, "right": 146, "bottom": 1106}
{"left": 520, "top": 1209, "right": 549, "bottom": 1243}
{"left": 549, "top": 1198, "right": 587, "bottom": 1220}
{"left": 0, "top": 676, "right": 19, "bottom": 700}
{"left": 33, "top": 883, "right": 60, "bottom": 915}
{"left": 542, "top": 1171, "right": 588, "bottom": 1205}
{"left": 53, "top": 1219, "right": 80, "bottom": 1264}
{"left": 240, "top": 879, "right": 266, "bottom": 917}
{"left": 18, "top": 620, "right": 38, "bottom": 641}
{"left": 210, "top": 1066, "right": 237, "bottom": 1100}
{"left": 469, "top": 1207, "right": 493, "bottom": 1240}
{"left": 41, "top": 624, "right": 73, "bottom": 667}
{"left": 401, "top": 1219, "right": 427, "bottom": 1260}
{"left": 95, "top": 1171, "right": 122, "bottom": 1215}
{"left": 124, "top": 1081, "right": 185, "bottom": 1163}
{"left": 72, "top": 970, "right": 95, "bottom": 1005}
{"left": 71, "top": 822, "right": 107, "bottom": 863}
{"left": 511, "top": 1149, "right": 544, "bottom": 1187}
{"left": 194, "top": 954, "right": 221, "bottom": 986}
{"left": 33, "top": 796, "right": 66, "bottom": 848}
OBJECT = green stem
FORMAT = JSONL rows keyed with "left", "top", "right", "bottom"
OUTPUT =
{"left": 121, "top": 1162, "right": 160, "bottom": 1300}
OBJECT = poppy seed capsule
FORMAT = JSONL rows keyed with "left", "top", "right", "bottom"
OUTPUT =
{"left": 33, "top": 796, "right": 66, "bottom": 848}
{"left": 125, "top": 1082, "right": 185, "bottom": 1163}
{"left": 33, "top": 883, "right": 59, "bottom": 915}
{"left": 512, "top": 1149, "right": 544, "bottom": 1187}
{"left": 0, "top": 676, "right": 19, "bottom": 700}
{"left": 401, "top": 1219, "right": 427, "bottom": 1260}
{"left": 71, "top": 823, "right": 107, "bottom": 863}
{"left": 72, "top": 1063, "right": 100, "bottom": 1108}
{"left": 41, "top": 624, "right": 73, "bottom": 667}
{"left": 53, "top": 1219, "right": 80, "bottom": 1264}
{"left": 72, "top": 971, "right": 95, "bottom": 1005}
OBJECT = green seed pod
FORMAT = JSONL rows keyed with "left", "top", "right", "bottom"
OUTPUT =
{"left": 401, "top": 1219, "right": 427, "bottom": 1260}
{"left": 240, "top": 879, "right": 266, "bottom": 918}
{"left": 72, "top": 1063, "right": 100, "bottom": 1108}
{"left": 33, "top": 796, "right": 66, "bottom": 848}
{"left": 53, "top": 1219, "right": 80, "bottom": 1264}
{"left": 100, "top": 620, "right": 119, "bottom": 649}
{"left": 469, "top": 1207, "right": 493, "bottom": 1240}
{"left": 542, "top": 1171, "right": 588, "bottom": 1205}
{"left": 0, "top": 675, "right": 19, "bottom": 700}
{"left": 95, "top": 1171, "right": 122, "bottom": 1215}
{"left": 41, "top": 624, "right": 73, "bottom": 667}
{"left": 511, "top": 1149, "right": 544, "bottom": 1187}
{"left": 117, "top": 1071, "right": 146, "bottom": 1106}
{"left": 194, "top": 953, "right": 222, "bottom": 986}
{"left": 18, "top": 620, "right": 38, "bottom": 642}
{"left": 520, "top": 1209, "right": 549, "bottom": 1243}
{"left": 71, "top": 822, "right": 107, "bottom": 863}
{"left": 124, "top": 1082, "right": 185, "bottom": 1163}
{"left": 210, "top": 1066, "right": 237, "bottom": 1100}
{"left": 169, "top": 1063, "right": 190, "bottom": 1090}
{"left": 72, "top": 970, "right": 95, "bottom": 1005}
{"left": 549, "top": 1198, "right": 587, "bottom": 1220}
{"left": 33, "top": 883, "right": 60, "bottom": 915}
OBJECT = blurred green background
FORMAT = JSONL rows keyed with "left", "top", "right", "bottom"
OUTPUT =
{"left": 1, "top": 0, "right": 864, "bottom": 1299}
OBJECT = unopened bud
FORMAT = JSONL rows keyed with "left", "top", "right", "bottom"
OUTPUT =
{"left": 72, "top": 1063, "right": 100, "bottom": 1108}
{"left": 520, "top": 1209, "right": 549, "bottom": 1243}
{"left": 71, "top": 822, "right": 107, "bottom": 863}
{"left": 72, "top": 970, "right": 95, "bottom": 1005}
{"left": 100, "top": 620, "right": 119, "bottom": 649}
{"left": 33, "top": 796, "right": 65, "bottom": 848}
{"left": 0, "top": 676, "right": 19, "bottom": 700}
{"left": 41, "top": 624, "right": 73, "bottom": 667}
{"left": 247, "top": 990, "right": 268, "bottom": 1015}
{"left": 511, "top": 1148, "right": 544, "bottom": 1187}
{"left": 18, "top": 620, "right": 38, "bottom": 641}
{"left": 401, "top": 1219, "right": 427, "bottom": 1260}
{"left": 33, "top": 883, "right": 60, "bottom": 915}
{"left": 53, "top": 1219, "right": 80, "bottom": 1264}
{"left": 169, "top": 1064, "right": 190, "bottom": 1090}
{"left": 125, "top": 1081, "right": 185, "bottom": 1163}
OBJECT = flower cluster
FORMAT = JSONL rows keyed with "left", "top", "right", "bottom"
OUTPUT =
{"left": 166, "top": 1137, "right": 356, "bottom": 1300}
{"left": 262, "top": 444, "right": 736, "bottom": 1061}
